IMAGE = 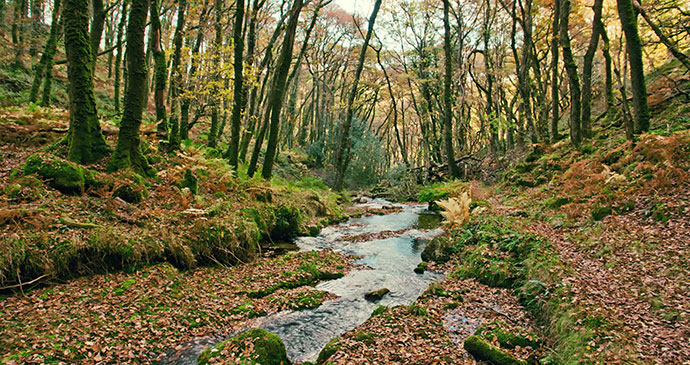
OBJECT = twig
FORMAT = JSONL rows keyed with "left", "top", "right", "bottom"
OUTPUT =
{"left": 2, "top": 274, "right": 49, "bottom": 292}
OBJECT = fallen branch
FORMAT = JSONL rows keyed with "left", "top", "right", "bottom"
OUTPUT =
{"left": 0, "top": 274, "right": 50, "bottom": 291}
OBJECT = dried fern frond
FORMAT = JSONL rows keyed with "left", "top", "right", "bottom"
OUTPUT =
{"left": 437, "top": 191, "right": 471, "bottom": 231}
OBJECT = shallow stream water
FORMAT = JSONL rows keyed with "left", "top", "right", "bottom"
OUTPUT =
{"left": 257, "top": 198, "right": 443, "bottom": 363}
{"left": 157, "top": 198, "right": 443, "bottom": 364}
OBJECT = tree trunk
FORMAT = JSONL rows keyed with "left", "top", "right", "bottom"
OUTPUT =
{"left": 598, "top": 18, "right": 615, "bottom": 116}
{"left": 108, "top": 0, "right": 153, "bottom": 175}
{"left": 180, "top": 0, "right": 208, "bottom": 140}
{"left": 260, "top": 0, "right": 305, "bottom": 180}
{"left": 113, "top": 0, "right": 127, "bottom": 114}
{"left": 29, "top": 0, "right": 61, "bottom": 104}
{"left": 12, "top": 0, "right": 27, "bottom": 69}
{"left": 617, "top": 0, "right": 649, "bottom": 133}
{"left": 333, "top": 0, "right": 382, "bottom": 190}
{"left": 90, "top": 0, "right": 106, "bottom": 69}
{"left": 150, "top": 0, "right": 167, "bottom": 132}
{"left": 166, "top": 0, "right": 186, "bottom": 151}
{"left": 225, "top": 0, "right": 245, "bottom": 168}
{"left": 207, "top": 0, "right": 223, "bottom": 148}
{"left": 581, "top": 0, "right": 603, "bottom": 139}
{"left": 64, "top": 0, "right": 109, "bottom": 163}
{"left": 550, "top": 0, "right": 560, "bottom": 142}
{"left": 442, "top": 0, "right": 459, "bottom": 178}
{"left": 30, "top": 0, "right": 42, "bottom": 57}
{"left": 559, "top": 0, "right": 581, "bottom": 146}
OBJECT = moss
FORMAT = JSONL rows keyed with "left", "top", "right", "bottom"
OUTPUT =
{"left": 3, "top": 176, "right": 45, "bottom": 201}
{"left": 423, "top": 283, "right": 449, "bottom": 297}
{"left": 371, "top": 305, "right": 389, "bottom": 317}
{"left": 294, "top": 290, "right": 328, "bottom": 310}
{"left": 229, "top": 302, "right": 265, "bottom": 318}
{"left": 421, "top": 236, "right": 452, "bottom": 263}
{"left": 354, "top": 331, "right": 375, "bottom": 345}
{"left": 454, "top": 252, "right": 519, "bottom": 289}
{"left": 270, "top": 205, "right": 302, "bottom": 241}
{"left": 316, "top": 338, "right": 341, "bottom": 364}
{"left": 408, "top": 304, "right": 427, "bottom": 316}
{"left": 23, "top": 153, "right": 85, "bottom": 194}
{"left": 414, "top": 261, "right": 428, "bottom": 274}
{"left": 197, "top": 329, "right": 291, "bottom": 365}
{"left": 476, "top": 321, "right": 542, "bottom": 350}
{"left": 113, "top": 169, "right": 148, "bottom": 203}
{"left": 544, "top": 196, "right": 571, "bottom": 210}
{"left": 464, "top": 335, "right": 527, "bottom": 365}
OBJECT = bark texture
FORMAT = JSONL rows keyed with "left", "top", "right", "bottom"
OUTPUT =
{"left": 617, "top": 0, "right": 650, "bottom": 133}
{"left": 108, "top": 0, "right": 154, "bottom": 175}
{"left": 64, "top": 0, "right": 109, "bottom": 163}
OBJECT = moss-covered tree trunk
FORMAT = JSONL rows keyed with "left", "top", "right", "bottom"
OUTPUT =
{"left": 64, "top": 0, "right": 109, "bottom": 163}
{"left": 207, "top": 0, "right": 223, "bottom": 148}
{"left": 225, "top": 0, "right": 245, "bottom": 168}
{"left": 12, "top": 0, "right": 27, "bottom": 69}
{"left": 598, "top": 18, "right": 614, "bottom": 117}
{"left": 113, "top": 1, "right": 128, "bottom": 114}
{"left": 166, "top": 0, "right": 186, "bottom": 151}
{"left": 332, "top": 0, "right": 382, "bottom": 189}
{"left": 581, "top": 0, "right": 603, "bottom": 139}
{"left": 29, "top": 0, "right": 61, "bottom": 104}
{"left": 150, "top": 0, "right": 167, "bottom": 132}
{"left": 617, "top": 0, "right": 649, "bottom": 133}
{"left": 559, "top": 0, "right": 581, "bottom": 146}
{"left": 260, "top": 0, "right": 305, "bottom": 180}
{"left": 550, "top": 0, "right": 560, "bottom": 142}
{"left": 107, "top": 0, "right": 153, "bottom": 175}
{"left": 90, "top": 0, "right": 106, "bottom": 69}
{"left": 29, "top": 0, "right": 42, "bottom": 57}
{"left": 442, "top": 0, "right": 459, "bottom": 178}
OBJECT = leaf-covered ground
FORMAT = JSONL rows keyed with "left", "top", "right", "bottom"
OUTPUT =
{"left": 0, "top": 250, "right": 353, "bottom": 363}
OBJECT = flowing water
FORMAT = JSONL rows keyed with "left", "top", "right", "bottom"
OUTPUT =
{"left": 257, "top": 198, "right": 443, "bottom": 363}
{"left": 157, "top": 198, "right": 443, "bottom": 364}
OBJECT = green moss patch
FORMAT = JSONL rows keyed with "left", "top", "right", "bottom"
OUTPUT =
{"left": 197, "top": 329, "right": 291, "bottom": 365}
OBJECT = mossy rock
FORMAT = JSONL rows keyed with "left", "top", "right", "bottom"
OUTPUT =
{"left": 197, "top": 329, "right": 291, "bottom": 365}
{"left": 421, "top": 236, "right": 452, "bottom": 263}
{"left": 113, "top": 170, "right": 148, "bottom": 203}
{"left": 270, "top": 205, "right": 303, "bottom": 241}
{"left": 414, "top": 261, "right": 428, "bottom": 274}
{"left": 364, "top": 288, "right": 389, "bottom": 301}
{"left": 476, "top": 321, "right": 542, "bottom": 350}
{"left": 316, "top": 338, "right": 341, "bottom": 364}
{"left": 464, "top": 335, "right": 527, "bottom": 365}
{"left": 23, "top": 153, "right": 85, "bottom": 194}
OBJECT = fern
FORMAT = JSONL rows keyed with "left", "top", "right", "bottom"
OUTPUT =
{"left": 437, "top": 191, "right": 471, "bottom": 231}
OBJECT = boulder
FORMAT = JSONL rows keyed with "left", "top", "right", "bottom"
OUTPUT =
{"left": 23, "top": 153, "right": 85, "bottom": 194}
{"left": 421, "top": 236, "right": 452, "bottom": 263}
{"left": 364, "top": 288, "right": 390, "bottom": 301}
{"left": 197, "top": 329, "right": 291, "bottom": 365}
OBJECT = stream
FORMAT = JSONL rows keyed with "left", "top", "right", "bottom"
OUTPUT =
{"left": 158, "top": 198, "right": 443, "bottom": 364}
